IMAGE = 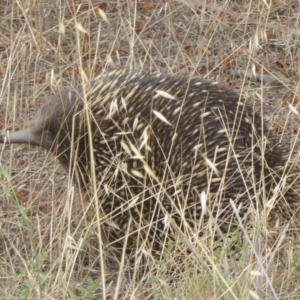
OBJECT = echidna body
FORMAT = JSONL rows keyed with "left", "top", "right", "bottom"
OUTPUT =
{"left": 0, "top": 69, "right": 296, "bottom": 252}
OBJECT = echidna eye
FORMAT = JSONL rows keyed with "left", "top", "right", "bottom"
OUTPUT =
{"left": 62, "top": 153, "right": 69, "bottom": 164}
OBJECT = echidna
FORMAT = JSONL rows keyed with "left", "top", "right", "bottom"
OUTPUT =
{"left": 0, "top": 69, "right": 298, "bottom": 253}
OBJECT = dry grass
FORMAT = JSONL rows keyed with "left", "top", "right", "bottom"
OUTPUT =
{"left": 1, "top": 0, "right": 300, "bottom": 299}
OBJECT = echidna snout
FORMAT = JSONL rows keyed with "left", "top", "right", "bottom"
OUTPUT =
{"left": 0, "top": 69, "right": 293, "bottom": 252}
{"left": 0, "top": 127, "right": 50, "bottom": 149}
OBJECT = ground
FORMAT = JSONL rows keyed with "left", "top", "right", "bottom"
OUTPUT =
{"left": 1, "top": 0, "right": 300, "bottom": 299}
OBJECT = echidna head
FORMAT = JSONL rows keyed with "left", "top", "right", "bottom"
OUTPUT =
{"left": 0, "top": 88, "right": 74, "bottom": 151}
